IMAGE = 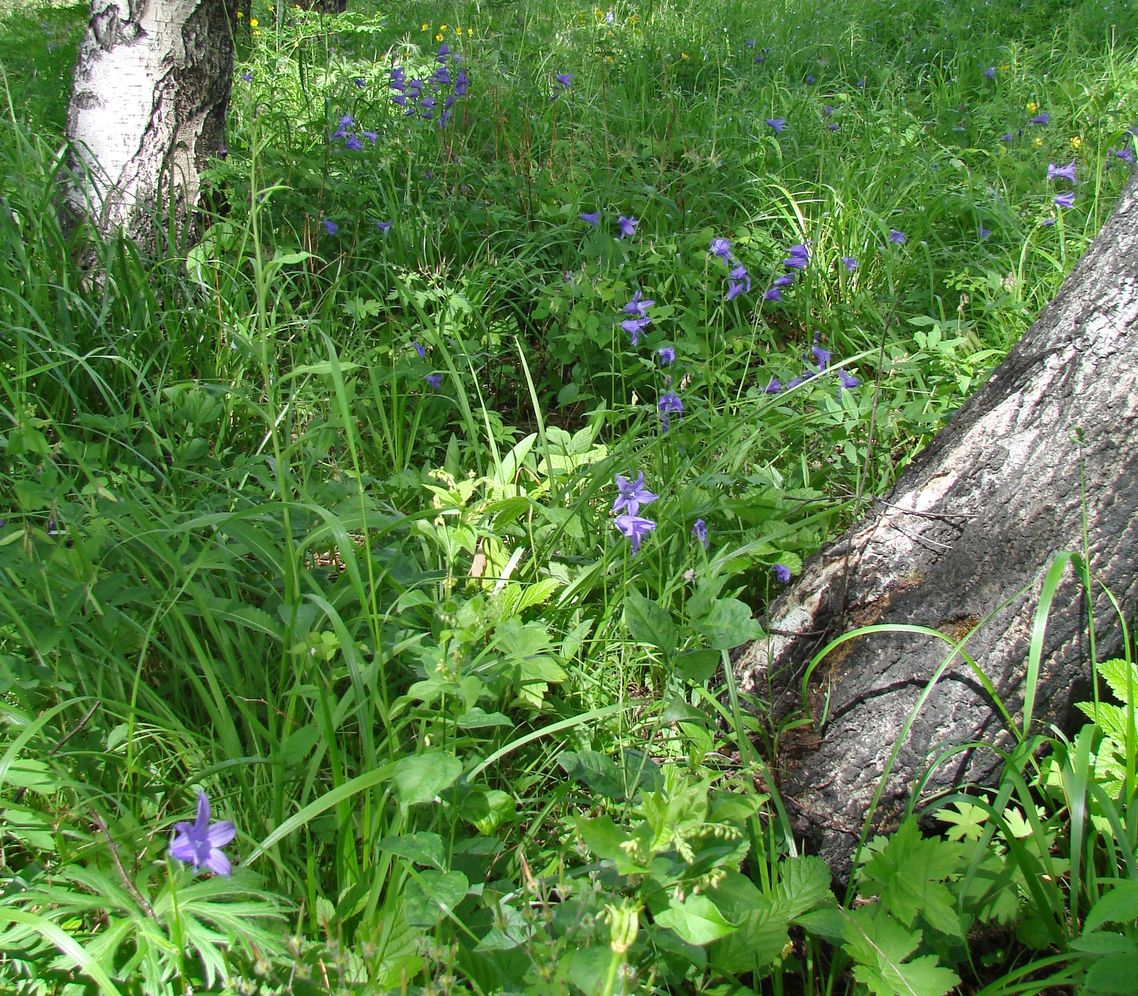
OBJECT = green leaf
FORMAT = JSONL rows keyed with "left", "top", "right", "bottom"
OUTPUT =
{"left": 773, "top": 855, "right": 835, "bottom": 920}
{"left": 559, "top": 750, "right": 624, "bottom": 799}
{"left": 403, "top": 870, "right": 469, "bottom": 928}
{"left": 655, "top": 895, "right": 736, "bottom": 946}
{"left": 393, "top": 752, "right": 462, "bottom": 808}
{"left": 675, "top": 648, "right": 719, "bottom": 683}
{"left": 564, "top": 946, "right": 613, "bottom": 994}
{"left": 1085, "top": 952, "right": 1138, "bottom": 993}
{"left": 1085, "top": 881, "right": 1138, "bottom": 933}
{"left": 711, "top": 902, "right": 789, "bottom": 974}
{"left": 624, "top": 590, "right": 678, "bottom": 657}
{"left": 844, "top": 907, "right": 960, "bottom": 996}
{"left": 575, "top": 814, "right": 627, "bottom": 862}
{"left": 695, "top": 598, "right": 764, "bottom": 651}
{"left": 378, "top": 832, "right": 445, "bottom": 870}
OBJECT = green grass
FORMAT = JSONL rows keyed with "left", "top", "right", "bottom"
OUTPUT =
{"left": 2, "top": 0, "right": 1138, "bottom": 991}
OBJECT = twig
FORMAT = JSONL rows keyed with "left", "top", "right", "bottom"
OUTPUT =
{"left": 89, "top": 809, "right": 160, "bottom": 924}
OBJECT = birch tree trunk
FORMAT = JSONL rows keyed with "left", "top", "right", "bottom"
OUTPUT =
{"left": 735, "top": 169, "right": 1138, "bottom": 877}
{"left": 66, "top": 0, "right": 234, "bottom": 249}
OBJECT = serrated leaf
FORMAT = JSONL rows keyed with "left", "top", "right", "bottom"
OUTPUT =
{"left": 773, "top": 855, "right": 834, "bottom": 920}
{"left": 393, "top": 752, "right": 462, "bottom": 808}
{"left": 559, "top": 750, "right": 624, "bottom": 799}
{"left": 655, "top": 895, "right": 736, "bottom": 945}
{"left": 1085, "top": 881, "right": 1138, "bottom": 933}
{"left": 711, "top": 903, "right": 789, "bottom": 974}
{"left": 1084, "top": 951, "right": 1138, "bottom": 993}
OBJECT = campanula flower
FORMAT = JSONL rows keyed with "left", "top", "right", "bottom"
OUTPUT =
{"left": 984, "top": 66, "right": 996, "bottom": 80}
{"left": 344, "top": 134, "right": 363, "bottom": 150}
{"left": 841, "top": 256, "right": 858, "bottom": 271}
{"left": 614, "top": 514, "right": 656, "bottom": 554}
{"left": 657, "top": 391, "right": 684, "bottom": 432}
{"left": 978, "top": 226, "right": 992, "bottom": 240}
{"left": 773, "top": 564, "right": 792, "bottom": 583}
{"left": 580, "top": 210, "right": 602, "bottom": 227}
{"left": 612, "top": 472, "right": 658, "bottom": 516}
{"left": 888, "top": 229, "right": 906, "bottom": 244}
{"left": 765, "top": 117, "right": 787, "bottom": 132}
{"left": 411, "top": 341, "right": 426, "bottom": 357}
{"left": 240, "top": 70, "right": 253, "bottom": 82}
{"left": 772, "top": 274, "right": 795, "bottom": 287}
{"left": 811, "top": 344, "right": 831, "bottom": 370}
{"left": 692, "top": 519, "right": 708, "bottom": 549}
{"left": 764, "top": 288, "right": 782, "bottom": 302}
{"left": 1029, "top": 112, "right": 1050, "bottom": 125}
{"left": 1114, "top": 147, "right": 1136, "bottom": 163}
{"left": 1047, "top": 161, "right": 1077, "bottom": 182}
{"left": 837, "top": 368, "right": 860, "bottom": 389}
{"left": 621, "top": 317, "right": 650, "bottom": 346}
{"left": 322, "top": 219, "right": 339, "bottom": 235}
{"left": 709, "top": 237, "right": 733, "bottom": 262}
{"left": 1054, "top": 192, "right": 1075, "bottom": 208}
{"left": 169, "top": 792, "right": 236, "bottom": 877}
{"left": 658, "top": 346, "right": 675, "bottom": 365}
{"left": 765, "top": 378, "right": 781, "bottom": 393}
{"left": 726, "top": 264, "right": 751, "bottom": 300}
{"left": 618, "top": 215, "right": 639, "bottom": 238}
{"left": 555, "top": 73, "right": 573, "bottom": 87}
{"left": 425, "top": 373, "right": 443, "bottom": 389}
{"left": 623, "top": 290, "right": 654, "bottom": 316}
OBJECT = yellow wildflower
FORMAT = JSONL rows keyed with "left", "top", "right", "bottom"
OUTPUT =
{"left": 421, "top": 22, "right": 428, "bottom": 30}
{"left": 999, "top": 64, "right": 1010, "bottom": 71}
{"left": 440, "top": 23, "right": 447, "bottom": 30}
{"left": 436, "top": 33, "right": 443, "bottom": 41}
{"left": 1070, "top": 136, "right": 1082, "bottom": 149}
{"left": 248, "top": 16, "right": 258, "bottom": 27}
{"left": 681, "top": 52, "right": 689, "bottom": 60}
{"left": 1026, "top": 101, "right": 1038, "bottom": 114}
{"left": 1033, "top": 136, "right": 1043, "bottom": 148}
{"left": 236, "top": 9, "right": 244, "bottom": 17}
{"left": 467, "top": 28, "right": 473, "bottom": 36}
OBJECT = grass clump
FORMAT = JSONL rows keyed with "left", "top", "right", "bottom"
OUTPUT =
{"left": 1, "top": 0, "right": 1138, "bottom": 991}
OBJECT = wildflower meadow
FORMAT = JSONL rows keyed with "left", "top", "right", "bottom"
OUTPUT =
{"left": 2, "top": 0, "right": 1138, "bottom": 992}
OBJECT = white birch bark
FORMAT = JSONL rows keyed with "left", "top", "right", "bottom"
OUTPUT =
{"left": 734, "top": 169, "right": 1138, "bottom": 876}
{"left": 66, "top": 0, "right": 234, "bottom": 248}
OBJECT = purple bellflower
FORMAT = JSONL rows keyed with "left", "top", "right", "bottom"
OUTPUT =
{"left": 322, "top": 219, "right": 339, "bottom": 235}
{"left": 425, "top": 373, "right": 443, "bottom": 389}
{"left": 657, "top": 391, "right": 684, "bottom": 432}
{"left": 658, "top": 346, "right": 676, "bottom": 366}
{"left": 613, "top": 472, "right": 658, "bottom": 516}
{"left": 617, "top": 215, "right": 639, "bottom": 238}
{"left": 623, "top": 290, "right": 654, "bottom": 316}
{"left": 764, "top": 288, "right": 782, "bottom": 302}
{"left": 621, "top": 317, "right": 650, "bottom": 346}
{"left": 614, "top": 514, "right": 656, "bottom": 554}
{"left": 709, "top": 237, "right": 733, "bottom": 262}
{"left": 1029, "top": 112, "right": 1050, "bottom": 125}
{"left": 888, "top": 228, "right": 907, "bottom": 244}
{"left": 765, "top": 117, "right": 787, "bottom": 133}
{"left": 978, "top": 226, "right": 992, "bottom": 240}
{"left": 837, "top": 368, "right": 860, "bottom": 389}
{"left": 692, "top": 519, "right": 708, "bottom": 549}
{"left": 765, "top": 377, "right": 782, "bottom": 393}
{"left": 169, "top": 791, "right": 236, "bottom": 876}
{"left": 580, "top": 210, "right": 602, "bottom": 227}
{"left": 811, "top": 344, "right": 831, "bottom": 370}
{"left": 773, "top": 564, "right": 792, "bottom": 584}
{"left": 984, "top": 66, "right": 996, "bottom": 80}
{"left": 1054, "top": 192, "right": 1075, "bottom": 209}
{"left": 841, "top": 256, "right": 858, "bottom": 271}
{"left": 411, "top": 341, "right": 426, "bottom": 357}
{"left": 1047, "top": 161, "right": 1077, "bottom": 183}
{"left": 726, "top": 264, "right": 751, "bottom": 300}
{"left": 555, "top": 73, "right": 573, "bottom": 88}
{"left": 772, "top": 274, "right": 795, "bottom": 288}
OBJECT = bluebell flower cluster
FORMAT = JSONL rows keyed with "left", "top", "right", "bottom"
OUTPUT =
{"left": 612, "top": 472, "right": 657, "bottom": 554}
{"left": 390, "top": 43, "right": 469, "bottom": 129}
{"left": 707, "top": 237, "right": 751, "bottom": 302}
{"left": 331, "top": 113, "right": 377, "bottom": 151}
{"left": 763, "top": 241, "right": 809, "bottom": 303}
{"left": 766, "top": 333, "right": 858, "bottom": 393}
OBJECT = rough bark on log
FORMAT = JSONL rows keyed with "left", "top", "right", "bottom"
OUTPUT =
{"left": 735, "top": 169, "right": 1138, "bottom": 877}
{"left": 65, "top": 0, "right": 234, "bottom": 249}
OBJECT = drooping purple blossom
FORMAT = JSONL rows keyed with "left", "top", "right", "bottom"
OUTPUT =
{"left": 765, "top": 377, "right": 782, "bottom": 394}
{"left": 623, "top": 290, "right": 654, "bottom": 317}
{"left": 692, "top": 519, "right": 708, "bottom": 549}
{"left": 811, "top": 344, "right": 831, "bottom": 370}
{"left": 1113, "top": 146, "right": 1136, "bottom": 163}
{"left": 555, "top": 73, "right": 574, "bottom": 88}
{"left": 764, "top": 288, "right": 782, "bottom": 302}
{"left": 617, "top": 215, "right": 639, "bottom": 238}
{"left": 1054, "top": 192, "right": 1075, "bottom": 209}
{"left": 169, "top": 792, "right": 236, "bottom": 877}
{"left": 1029, "top": 112, "right": 1050, "bottom": 125}
{"left": 765, "top": 117, "right": 787, "bottom": 133}
{"left": 658, "top": 346, "right": 675, "bottom": 366}
{"left": 240, "top": 70, "right": 253, "bottom": 82}
{"left": 612, "top": 472, "right": 658, "bottom": 516}
{"left": 709, "top": 237, "right": 733, "bottom": 262}
{"left": 772, "top": 274, "right": 795, "bottom": 288}
{"left": 984, "top": 66, "right": 996, "bottom": 80}
{"left": 411, "top": 341, "right": 426, "bottom": 357}
{"left": 888, "top": 228, "right": 907, "bottom": 244}
{"left": 657, "top": 391, "right": 684, "bottom": 432}
{"left": 978, "top": 226, "right": 992, "bottom": 240}
{"left": 425, "top": 373, "right": 443, "bottom": 389}
{"left": 580, "top": 210, "right": 602, "bottom": 227}
{"left": 614, "top": 514, "right": 656, "bottom": 554}
{"left": 841, "top": 256, "right": 858, "bottom": 271}
{"left": 322, "top": 219, "right": 339, "bottom": 235}
{"left": 344, "top": 134, "right": 364, "bottom": 151}
{"left": 1047, "top": 160, "right": 1077, "bottom": 183}
{"left": 773, "top": 564, "right": 792, "bottom": 584}
{"left": 621, "top": 317, "right": 650, "bottom": 347}
{"left": 726, "top": 264, "right": 751, "bottom": 301}
{"left": 837, "top": 368, "right": 860, "bottom": 389}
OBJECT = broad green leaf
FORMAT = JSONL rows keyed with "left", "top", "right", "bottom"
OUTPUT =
{"left": 696, "top": 598, "right": 764, "bottom": 651}
{"left": 378, "top": 832, "right": 445, "bottom": 870}
{"left": 711, "top": 904, "right": 789, "bottom": 974}
{"left": 773, "top": 855, "right": 834, "bottom": 920}
{"left": 1084, "top": 951, "right": 1138, "bottom": 993}
{"left": 575, "top": 814, "right": 627, "bottom": 862}
{"left": 403, "top": 870, "right": 469, "bottom": 928}
{"left": 675, "top": 648, "right": 719, "bottom": 683}
{"left": 393, "top": 752, "right": 462, "bottom": 808}
{"left": 624, "top": 590, "right": 677, "bottom": 657}
{"left": 1085, "top": 881, "right": 1138, "bottom": 933}
{"left": 559, "top": 750, "right": 624, "bottom": 799}
{"left": 564, "top": 946, "right": 612, "bottom": 994}
{"left": 655, "top": 895, "right": 736, "bottom": 946}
